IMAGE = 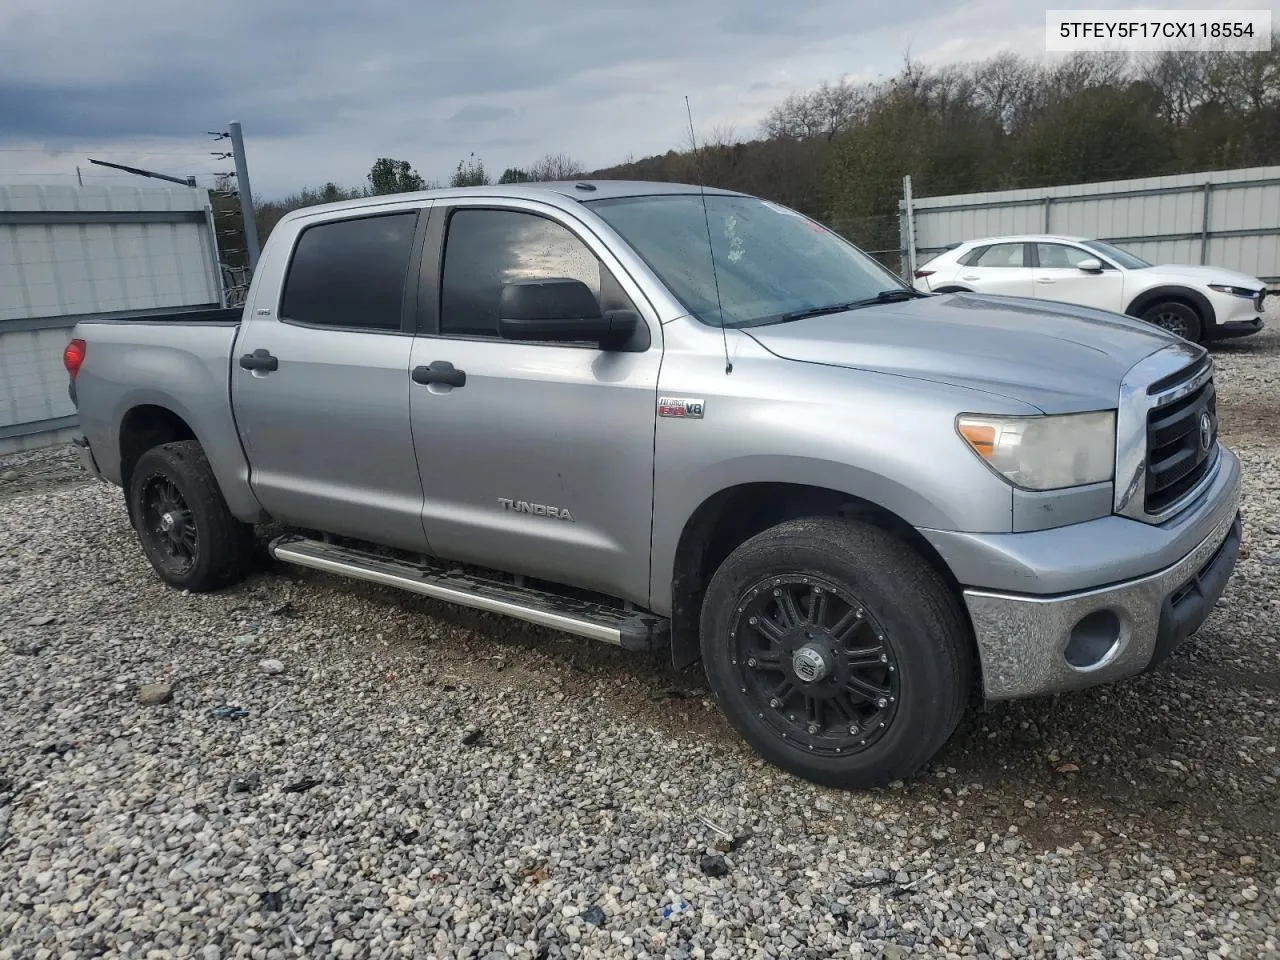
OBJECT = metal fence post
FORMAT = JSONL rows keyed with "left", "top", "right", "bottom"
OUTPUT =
{"left": 1044, "top": 196, "right": 1052, "bottom": 233}
{"left": 228, "top": 121, "right": 261, "bottom": 270}
{"left": 1200, "top": 182, "right": 1213, "bottom": 265}
{"left": 902, "top": 175, "right": 917, "bottom": 280}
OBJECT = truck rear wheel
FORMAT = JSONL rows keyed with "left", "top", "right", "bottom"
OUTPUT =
{"left": 128, "top": 440, "right": 254, "bottom": 592}
{"left": 700, "top": 517, "right": 972, "bottom": 788}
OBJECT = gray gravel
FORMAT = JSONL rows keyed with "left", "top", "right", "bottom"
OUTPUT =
{"left": 2, "top": 313, "right": 1279, "bottom": 958}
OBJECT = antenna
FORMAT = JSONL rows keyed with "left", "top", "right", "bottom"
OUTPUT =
{"left": 685, "top": 96, "right": 732, "bottom": 376}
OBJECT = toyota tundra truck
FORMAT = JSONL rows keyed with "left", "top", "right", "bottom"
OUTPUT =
{"left": 64, "top": 181, "right": 1243, "bottom": 788}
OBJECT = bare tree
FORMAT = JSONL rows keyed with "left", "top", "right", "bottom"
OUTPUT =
{"left": 764, "top": 77, "right": 863, "bottom": 141}
{"left": 684, "top": 122, "right": 740, "bottom": 153}
{"left": 972, "top": 51, "right": 1039, "bottom": 131}
{"left": 815, "top": 79, "right": 867, "bottom": 139}
{"left": 764, "top": 90, "right": 823, "bottom": 139}
{"left": 1043, "top": 52, "right": 1130, "bottom": 102}
{"left": 1141, "top": 49, "right": 1210, "bottom": 124}
{"left": 1202, "top": 36, "right": 1280, "bottom": 115}
{"left": 528, "top": 153, "right": 585, "bottom": 181}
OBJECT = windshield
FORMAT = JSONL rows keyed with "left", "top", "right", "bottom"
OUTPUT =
{"left": 587, "top": 194, "right": 910, "bottom": 327}
{"left": 1080, "top": 239, "right": 1152, "bottom": 270}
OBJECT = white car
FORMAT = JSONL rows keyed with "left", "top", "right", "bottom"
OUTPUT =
{"left": 913, "top": 234, "right": 1267, "bottom": 343}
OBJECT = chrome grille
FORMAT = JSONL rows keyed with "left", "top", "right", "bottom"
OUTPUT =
{"left": 1145, "top": 375, "right": 1217, "bottom": 514}
{"left": 1114, "top": 345, "right": 1219, "bottom": 524}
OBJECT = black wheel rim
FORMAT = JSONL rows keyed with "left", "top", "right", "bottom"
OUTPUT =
{"left": 729, "top": 575, "right": 900, "bottom": 757}
{"left": 141, "top": 474, "right": 197, "bottom": 574}
{"left": 1151, "top": 311, "right": 1188, "bottom": 337}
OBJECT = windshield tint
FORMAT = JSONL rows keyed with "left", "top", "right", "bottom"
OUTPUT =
{"left": 587, "top": 194, "right": 908, "bottom": 327}
{"left": 1080, "top": 239, "right": 1152, "bottom": 269}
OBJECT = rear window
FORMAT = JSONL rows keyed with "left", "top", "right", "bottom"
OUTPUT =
{"left": 280, "top": 212, "right": 418, "bottom": 331}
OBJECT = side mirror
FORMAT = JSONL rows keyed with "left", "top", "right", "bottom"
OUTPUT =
{"left": 1076, "top": 258, "right": 1103, "bottom": 273}
{"left": 498, "top": 278, "right": 638, "bottom": 349}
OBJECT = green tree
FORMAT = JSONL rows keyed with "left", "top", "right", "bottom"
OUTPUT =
{"left": 826, "top": 66, "right": 1006, "bottom": 257}
{"left": 368, "top": 157, "right": 426, "bottom": 195}
{"left": 498, "top": 167, "right": 531, "bottom": 183}
{"left": 450, "top": 153, "right": 490, "bottom": 187}
{"left": 1014, "top": 82, "right": 1175, "bottom": 186}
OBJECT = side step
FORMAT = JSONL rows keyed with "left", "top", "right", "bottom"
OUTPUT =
{"left": 268, "top": 535, "right": 668, "bottom": 651}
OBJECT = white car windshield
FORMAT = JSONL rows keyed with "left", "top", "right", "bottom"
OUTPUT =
{"left": 1080, "top": 239, "right": 1152, "bottom": 270}
{"left": 588, "top": 194, "right": 913, "bottom": 328}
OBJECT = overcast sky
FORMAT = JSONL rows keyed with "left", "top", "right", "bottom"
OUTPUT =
{"left": 0, "top": 0, "right": 1273, "bottom": 198}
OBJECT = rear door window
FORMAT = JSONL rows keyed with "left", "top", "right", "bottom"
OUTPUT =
{"left": 280, "top": 212, "right": 418, "bottom": 331}
{"left": 972, "top": 243, "right": 1025, "bottom": 268}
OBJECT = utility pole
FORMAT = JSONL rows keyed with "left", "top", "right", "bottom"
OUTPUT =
{"left": 227, "top": 121, "right": 261, "bottom": 269}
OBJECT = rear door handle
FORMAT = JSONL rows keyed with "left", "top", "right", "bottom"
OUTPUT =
{"left": 1036, "top": 277, "right": 1056, "bottom": 284}
{"left": 961, "top": 274, "right": 979, "bottom": 281}
{"left": 412, "top": 360, "right": 466, "bottom": 388}
{"left": 239, "top": 348, "right": 278, "bottom": 372}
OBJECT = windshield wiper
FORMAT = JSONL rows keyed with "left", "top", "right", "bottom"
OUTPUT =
{"left": 771, "top": 289, "right": 920, "bottom": 324}
{"left": 860, "top": 288, "right": 919, "bottom": 303}
{"left": 775, "top": 301, "right": 865, "bottom": 323}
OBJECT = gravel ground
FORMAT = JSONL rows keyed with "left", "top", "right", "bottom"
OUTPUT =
{"left": 2, "top": 313, "right": 1279, "bottom": 959}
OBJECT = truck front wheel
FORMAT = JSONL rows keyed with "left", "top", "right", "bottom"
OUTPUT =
{"left": 700, "top": 517, "right": 972, "bottom": 789}
{"left": 128, "top": 440, "right": 254, "bottom": 592}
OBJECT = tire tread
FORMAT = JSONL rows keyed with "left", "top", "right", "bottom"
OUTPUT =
{"left": 700, "top": 516, "right": 972, "bottom": 787}
{"left": 129, "top": 440, "right": 254, "bottom": 591}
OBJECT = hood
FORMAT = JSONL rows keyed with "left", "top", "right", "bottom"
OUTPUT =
{"left": 745, "top": 292, "right": 1187, "bottom": 414}
{"left": 1144, "top": 264, "right": 1265, "bottom": 289}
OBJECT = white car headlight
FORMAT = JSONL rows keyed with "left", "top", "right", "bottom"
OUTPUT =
{"left": 1208, "top": 283, "right": 1258, "bottom": 298}
{"left": 957, "top": 411, "right": 1116, "bottom": 490}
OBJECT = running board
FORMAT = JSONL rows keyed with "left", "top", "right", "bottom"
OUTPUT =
{"left": 268, "top": 535, "right": 667, "bottom": 651}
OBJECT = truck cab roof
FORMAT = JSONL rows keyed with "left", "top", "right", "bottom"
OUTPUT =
{"left": 275, "top": 180, "right": 745, "bottom": 225}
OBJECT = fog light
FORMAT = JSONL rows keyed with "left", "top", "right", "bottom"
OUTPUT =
{"left": 1064, "top": 610, "right": 1121, "bottom": 669}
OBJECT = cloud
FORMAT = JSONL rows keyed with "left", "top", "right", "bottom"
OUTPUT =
{"left": 447, "top": 105, "right": 519, "bottom": 125}
{"left": 0, "top": 0, "right": 1235, "bottom": 196}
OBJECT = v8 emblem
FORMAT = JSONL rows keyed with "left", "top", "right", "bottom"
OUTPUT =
{"left": 658, "top": 396, "right": 705, "bottom": 419}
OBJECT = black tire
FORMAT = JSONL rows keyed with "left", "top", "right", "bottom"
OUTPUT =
{"left": 700, "top": 517, "right": 972, "bottom": 789}
{"left": 1141, "top": 300, "right": 1203, "bottom": 342}
{"left": 128, "top": 440, "right": 254, "bottom": 592}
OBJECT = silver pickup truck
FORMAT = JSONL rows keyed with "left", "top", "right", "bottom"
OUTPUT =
{"left": 66, "top": 181, "right": 1242, "bottom": 788}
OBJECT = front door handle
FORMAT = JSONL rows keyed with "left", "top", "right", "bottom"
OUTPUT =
{"left": 1036, "top": 277, "right": 1056, "bottom": 284}
{"left": 412, "top": 360, "right": 466, "bottom": 388}
{"left": 239, "top": 348, "right": 278, "bottom": 372}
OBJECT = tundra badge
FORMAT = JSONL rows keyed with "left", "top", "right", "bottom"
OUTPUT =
{"left": 498, "top": 498, "right": 575, "bottom": 521}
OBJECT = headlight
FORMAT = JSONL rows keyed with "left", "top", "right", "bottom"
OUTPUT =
{"left": 1208, "top": 283, "right": 1258, "bottom": 298}
{"left": 956, "top": 411, "right": 1115, "bottom": 490}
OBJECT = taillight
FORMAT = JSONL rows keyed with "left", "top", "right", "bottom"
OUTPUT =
{"left": 913, "top": 269, "right": 935, "bottom": 279}
{"left": 63, "top": 338, "right": 86, "bottom": 379}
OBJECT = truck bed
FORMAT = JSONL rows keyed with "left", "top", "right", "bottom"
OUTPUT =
{"left": 70, "top": 308, "right": 260, "bottom": 519}
{"left": 77, "top": 306, "right": 242, "bottom": 326}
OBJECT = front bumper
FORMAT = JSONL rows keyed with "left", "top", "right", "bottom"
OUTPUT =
{"left": 925, "top": 445, "right": 1242, "bottom": 701}
{"left": 965, "top": 504, "right": 1240, "bottom": 700}
{"left": 1208, "top": 316, "right": 1264, "bottom": 340}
